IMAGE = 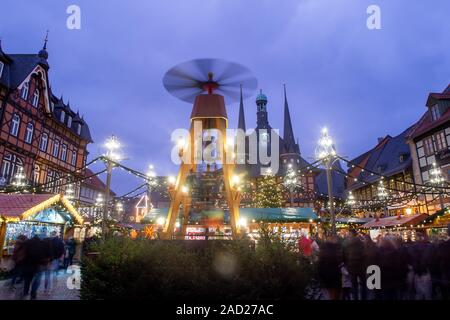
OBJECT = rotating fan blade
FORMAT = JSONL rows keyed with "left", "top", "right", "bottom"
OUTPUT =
{"left": 162, "top": 58, "right": 258, "bottom": 103}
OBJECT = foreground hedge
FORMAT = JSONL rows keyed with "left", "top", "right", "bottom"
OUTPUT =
{"left": 81, "top": 236, "right": 312, "bottom": 300}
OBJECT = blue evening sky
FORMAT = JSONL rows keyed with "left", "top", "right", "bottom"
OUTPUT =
{"left": 1, "top": 0, "right": 449, "bottom": 194}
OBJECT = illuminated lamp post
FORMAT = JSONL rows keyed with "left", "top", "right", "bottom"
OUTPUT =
{"left": 316, "top": 127, "right": 337, "bottom": 235}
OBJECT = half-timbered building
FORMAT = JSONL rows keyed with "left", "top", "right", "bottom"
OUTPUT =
{"left": 0, "top": 39, "right": 92, "bottom": 193}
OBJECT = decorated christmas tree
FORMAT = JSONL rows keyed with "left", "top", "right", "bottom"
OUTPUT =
{"left": 253, "top": 173, "right": 284, "bottom": 208}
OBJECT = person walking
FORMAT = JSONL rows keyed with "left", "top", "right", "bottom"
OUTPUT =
{"left": 64, "top": 237, "right": 77, "bottom": 269}
{"left": 317, "top": 236, "right": 342, "bottom": 300}
{"left": 8, "top": 235, "right": 28, "bottom": 290}
{"left": 44, "top": 231, "right": 65, "bottom": 293}
{"left": 438, "top": 225, "right": 450, "bottom": 300}
{"left": 343, "top": 229, "right": 366, "bottom": 300}
{"left": 22, "top": 235, "right": 52, "bottom": 300}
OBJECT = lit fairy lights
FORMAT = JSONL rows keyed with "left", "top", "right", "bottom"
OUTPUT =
{"left": 315, "top": 127, "right": 336, "bottom": 160}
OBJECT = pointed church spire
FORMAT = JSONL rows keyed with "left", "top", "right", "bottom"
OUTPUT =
{"left": 283, "top": 84, "right": 296, "bottom": 152}
{"left": 237, "top": 84, "right": 246, "bottom": 132}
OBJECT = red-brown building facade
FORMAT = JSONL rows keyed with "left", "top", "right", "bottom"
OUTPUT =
{"left": 0, "top": 40, "right": 92, "bottom": 193}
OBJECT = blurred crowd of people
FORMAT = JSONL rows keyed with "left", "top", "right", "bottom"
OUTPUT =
{"left": 6, "top": 232, "right": 77, "bottom": 300}
{"left": 308, "top": 226, "right": 450, "bottom": 300}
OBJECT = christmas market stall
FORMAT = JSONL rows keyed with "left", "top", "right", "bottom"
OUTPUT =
{"left": 0, "top": 194, "right": 84, "bottom": 257}
{"left": 137, "top": 207, "right": 319, "bottom": 240}
{"left": 422, "top": 208, "right": 450, "bottom": 240}
{"left": 360, "top": 213, "right": 429, "bottom": 241}
{"left": 239, "top": 207, "right": 319, "bottom": 240}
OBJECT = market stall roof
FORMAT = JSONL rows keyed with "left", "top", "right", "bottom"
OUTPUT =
{"left": 336, "top": 217, "right": 372, "bottom": 225}
{"left": 360, "top": 213, "right": 428, "bottom": 229}
{"left": 0, "top": 193, "right": 83, "bottom": 224}
{"left": 424, "top": 208, "right": 450, "bottom": 228}
{"left": 240, "top": 207, "right": 318, "bottom": 222}
{"left": 144, "top": 207, "right": 318, "bottom": 223}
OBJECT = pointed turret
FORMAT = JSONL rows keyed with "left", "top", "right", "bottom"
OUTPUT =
{"left": 38, "top": 31, "right": 49, "bottom": 69}
{"left": 237, "top": 84, "right": 246, "bottom": 132}
{"left": 282, "top": 84, "right": 298, "bottom": 153}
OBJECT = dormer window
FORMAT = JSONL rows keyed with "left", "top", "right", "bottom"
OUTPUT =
{"left": 67, "top": 116, "right": 72, "bottom": 128}
{"left": 31, "top": 89, "right": 39, "bottom": 107}
{"left": 20, "top": 82, "right": 29, "bottom": 100}
{"left": 431, "top": 104, "right": 441, "bottom": 121}
{"left": 77, "top": 123, "right": 82, "bottom": 135}
{"left": 0, "top": 61, "right": 4, "bottom": 78}
{"left": 60, "top": 110, "right": 65, "bottom": 123}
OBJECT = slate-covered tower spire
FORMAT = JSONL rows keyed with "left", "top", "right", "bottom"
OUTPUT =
{"left": 237, "top": 84, "right": 246, "bottom": 132}
{"left": 280, "top": 85, "right": 301, "bottom": 173}
{"left": 282, "top": 84, "right": 298, "bottom": 153}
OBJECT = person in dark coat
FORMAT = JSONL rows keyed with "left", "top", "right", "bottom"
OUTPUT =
{"left": 9, "top": 235, "right": 28, "bottom": 289}
{"left": 318, "top": 236, "right": 342, "bottom": 300}
{"left": 362, "top": 235, "right": 379, "bottom": 300}
{"left": 44, "top": 231, "right": 65, "bottom": 292}
{"left": 64, "top": 238, "right": 77, "bottom": 268}
{"left": 343, "top": 229, "right": 366, "bottom": 300}
{"left": 22, "top": 235, "right": 52, "bottom": 299}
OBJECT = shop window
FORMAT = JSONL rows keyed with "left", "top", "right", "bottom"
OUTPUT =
{"left": 25, "top": 122, "right": 34, "bottom": 144}
{"left": 10, "top": 114, "right": 20, "bottom": 137}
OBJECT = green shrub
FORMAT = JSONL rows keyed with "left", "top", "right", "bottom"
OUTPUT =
{"left": 81, "top": 233, "right": 312, "bottom": 300}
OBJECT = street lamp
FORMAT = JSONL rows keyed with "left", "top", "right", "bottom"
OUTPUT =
{"left": 283, "top": 163, "right": 299, "bottom": 207}
{"left": 146, "top": 164, "right": 157, "bottom": 214}
{"left": 102, "top": 135, "right": 123, "bottom": 239}
{"left": 11, "top": 167, "right": 27, "bottom": 189}
{"left": 346, "top": 191, "right": 356, "bottom": 207}
{"left": 430, "top": 162, "right": 445, "bottom": 210}
{"left": 316, "top": 127, "right": 337, "bottom": 235}
{"left": 377, "top": 181, "right": 388, "bottom": 217}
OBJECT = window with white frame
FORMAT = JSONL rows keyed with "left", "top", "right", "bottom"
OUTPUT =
{"left": 71, "top": 150, "right": 77, "bottom": 166}
{"left": 77, "top": 123, "right": 82, "bottom": 135}
{"left": 0, "top": 153, "right": 24, "bottom": 183}
{"left": 61, "top": 144, "right": 67, "bottom": 161}
{"left": 423, "top": 136, "right": 434, "bottom": 156}
{"left": 431, "top": 104, "right": 441, "bottom": 121}
{"left": 25, "top": 122, "right": 34, "bottom": 144}
{"left": 39, "top": 133, "right": 48, "bottom": 152}
{"left": 20, "top": 82, "right": 29, "bottom": 100}
{"left": 67, "top": 116, "right": 72, "bottom": 128}
{"left": 52, "top": 140, "right": 60, "bottom": 157}
{"left": 10, "top": 114, "right": 20, "bottom": 137}
{"left": 31, "top": 89, "right": 40, "bottom": 107}
{"left": 0, "top": 61, "right": 4, "bottom": 78}
{"left": 33, "top": 164, "right": 40, "bottom": 184}
{"left": 60, "top": 110, "right": 65, "bottom": 123}
{"left": 435, "top": 131, "right": 447, "bottom": 151}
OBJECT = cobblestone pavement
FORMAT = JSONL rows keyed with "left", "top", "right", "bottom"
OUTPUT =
{"left": 0, "top": 270, "right": 80, "bottom": 300}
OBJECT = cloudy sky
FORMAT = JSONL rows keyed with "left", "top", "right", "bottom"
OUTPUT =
{"left": 1, "top": 0, "right": 449, "bottom": 194}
